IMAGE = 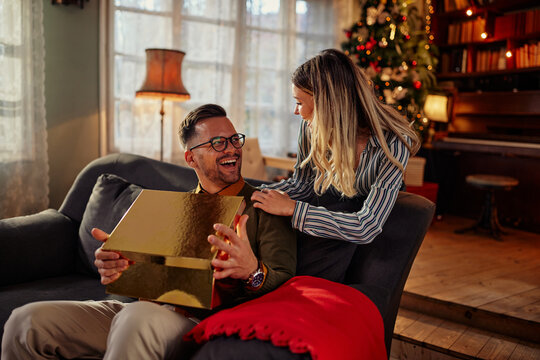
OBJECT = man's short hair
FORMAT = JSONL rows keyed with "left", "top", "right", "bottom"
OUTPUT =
{"left": 179, "top": 104, "right": 227, "bottom": 148}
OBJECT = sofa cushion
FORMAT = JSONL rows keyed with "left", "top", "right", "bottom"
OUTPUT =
{"left": 296, "top": 232, "right": 357, "bottom": 283}
{"left": 295, "top": 192, "right": 366, "bottom": 284}
{"left": 78, "top": 174, "right": 143, "bottom": 276}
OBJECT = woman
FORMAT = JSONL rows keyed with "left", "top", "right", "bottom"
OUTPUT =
{"left": 251, "top": 49, "right": 420, "bottom": 244}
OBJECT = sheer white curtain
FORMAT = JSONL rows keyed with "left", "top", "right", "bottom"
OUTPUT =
{"left": 102, "top": 0, "right": 334, "bottom": 162}
{"left": 0, "top": 0, "right": 48, "bottom": 219}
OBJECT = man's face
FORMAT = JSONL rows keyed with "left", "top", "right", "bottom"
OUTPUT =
{"left": 185, "top": 116, "right": 242, "bottom": 193}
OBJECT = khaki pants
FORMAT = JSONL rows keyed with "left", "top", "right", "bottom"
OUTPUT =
{"left": 1, "top": 300, "right": 197, "bottom": 360}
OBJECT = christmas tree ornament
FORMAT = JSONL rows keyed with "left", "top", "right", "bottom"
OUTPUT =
{"left": 381, "top": 67, "right": 393, "bottom": 81}
{"left": 383, "top": 89, "right": 396, "bottom": 104}
{"left": 366, "top": 7, "right": 378, "bottom": 26}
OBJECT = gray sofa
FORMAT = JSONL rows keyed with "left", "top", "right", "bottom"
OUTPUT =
{"left": 0, "top": 153, "right": 435, "bottom": 358}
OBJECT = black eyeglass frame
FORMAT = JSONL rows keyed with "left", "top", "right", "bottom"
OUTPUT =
{"left": 189, "top": 133, "right": 246, "bottom": 152}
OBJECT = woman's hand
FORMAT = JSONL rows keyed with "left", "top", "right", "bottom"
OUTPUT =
{"left": 251, "top": 189, "right": 296, "bottom": 216}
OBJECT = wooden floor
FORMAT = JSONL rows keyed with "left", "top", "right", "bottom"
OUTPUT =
{"left": 406, "top": 215, "right": 540, "bottom": 322}
{"left": 392, "top": 215, "right": 540, "bottom": 360}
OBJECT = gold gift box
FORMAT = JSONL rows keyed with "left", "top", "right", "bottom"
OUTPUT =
{"left": 102, "top": 189, "right": 245, "bottom": 309}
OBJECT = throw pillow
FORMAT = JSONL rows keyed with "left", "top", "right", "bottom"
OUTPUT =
{"left": 78, "top": 174, "right": 143, "bottom": 276}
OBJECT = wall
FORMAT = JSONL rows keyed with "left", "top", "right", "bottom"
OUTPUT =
{"left": 43, "top": 1, "right": 100, "bottom": 209}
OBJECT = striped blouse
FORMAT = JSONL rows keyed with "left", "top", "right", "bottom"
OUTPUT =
{"left": 262, "top": 120, "right": 411, "bottom": 244}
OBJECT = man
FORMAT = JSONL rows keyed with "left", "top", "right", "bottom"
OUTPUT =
{"left": 2, "top": 104, "right": 296, "bottom": 360}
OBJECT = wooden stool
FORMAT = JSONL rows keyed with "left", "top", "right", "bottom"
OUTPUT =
{"left": 455, "top": 174, "right": 518, "bottom": 240}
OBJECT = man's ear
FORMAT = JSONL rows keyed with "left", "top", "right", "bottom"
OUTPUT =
{"left": 184, "top": 150, "right": 196, "bottom": 169}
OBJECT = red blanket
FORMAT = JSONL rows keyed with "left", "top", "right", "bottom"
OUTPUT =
{"left": 185, "top": 276, "right": 386, "bottom": 360}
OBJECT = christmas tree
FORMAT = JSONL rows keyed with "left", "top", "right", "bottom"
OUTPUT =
{"left": 341, "top": 0, "right": 439, "bottom": 140}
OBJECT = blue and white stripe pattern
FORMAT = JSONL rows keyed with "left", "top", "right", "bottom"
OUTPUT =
{"left": 263, "top": 120, "right": 410, "bottom": 244}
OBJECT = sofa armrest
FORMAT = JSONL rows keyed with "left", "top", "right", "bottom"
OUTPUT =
{"left": 0, "top": 209, "right": 79, "bottom": 286}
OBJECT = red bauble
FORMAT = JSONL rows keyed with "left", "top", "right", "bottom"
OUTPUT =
{"left": 413, "top": 81, "right": 422, "bottom": 89}
{"left": 356, "top": 45, "right": 362, "bottom": 51}
{"left": 412, "top": 60, "right": 418, "bottom": 67}
{"left": 345, "top": 30, "right": 352, "bottom": 38}
{"left": 405, "top": 35, "right": 411, "bottom": 40}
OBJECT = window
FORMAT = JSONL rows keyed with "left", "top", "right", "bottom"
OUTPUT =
{"left": 0, "top": 0, "right": 48, "bottom": 218}
{"left": 0, "top": 0, "right": 24, "bottom": 159}
{"left": 103, "top": 0, "right": 334, "bottom": 161}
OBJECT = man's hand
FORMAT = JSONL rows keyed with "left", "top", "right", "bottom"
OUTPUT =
{"left": 251, "top": 189, "right": 296, "bottom": 216}
{"left": 208, "top": 215, "right": 258, "bottom": 280}
{"left": 92, "top": 228, "right": 129, "bottom": 285}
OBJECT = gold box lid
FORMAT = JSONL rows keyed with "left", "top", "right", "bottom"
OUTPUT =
{"left": 103, "top": 189, "right": 245, "bottom": 268}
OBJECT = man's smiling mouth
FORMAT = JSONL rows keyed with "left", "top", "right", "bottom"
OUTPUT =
{"left": 219, "top": 158, "right": 237, "bottom": 167}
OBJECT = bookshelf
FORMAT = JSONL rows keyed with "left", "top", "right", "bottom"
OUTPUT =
{"left": 433, "top": 0, "right": 540, "bottom": 84}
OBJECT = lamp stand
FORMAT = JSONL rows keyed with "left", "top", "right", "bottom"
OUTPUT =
{"left": 159, "top": 97, "right": 165, "bottom": 162}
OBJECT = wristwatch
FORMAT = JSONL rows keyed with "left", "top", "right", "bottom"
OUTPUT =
{"left": 244, "top": 261, "right": 265, "bottom": 289}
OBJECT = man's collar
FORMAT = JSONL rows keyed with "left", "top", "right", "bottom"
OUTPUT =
{"left": 195, "top": 178, "right": 246, "bottom": 196}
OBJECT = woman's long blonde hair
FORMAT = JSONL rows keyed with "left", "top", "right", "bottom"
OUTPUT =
{"left": 292, "top": 49, "right": 420, "bottom": 198}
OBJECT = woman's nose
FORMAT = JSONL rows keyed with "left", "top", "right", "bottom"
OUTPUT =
{"left": 294, "top": 105, "right": 300, "bottom": 115}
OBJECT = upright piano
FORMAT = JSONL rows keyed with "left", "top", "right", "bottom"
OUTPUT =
{"left": 430, "top": 90, "right": 540, "bottom": 233}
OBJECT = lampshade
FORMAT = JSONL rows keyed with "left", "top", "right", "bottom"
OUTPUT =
{"left": 136, "top": 49, "right": 190, "bottom": 101}
{"left": 423, "top": 94, "right": 449, "bottom": 123}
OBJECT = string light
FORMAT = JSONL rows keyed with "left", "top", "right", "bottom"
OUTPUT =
{"left": 481, "top": 32, "right": 487, "bottom": 39}
{"left": 506, "top": 51, "right": 512, "bottom": 58}
{"left": 425, "top": 0, "right": 435, "bottom": 43}
{"left": 466, "top": 9, "right": 473, "bottom": 16}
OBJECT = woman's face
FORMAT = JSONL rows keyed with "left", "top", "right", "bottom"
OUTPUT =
{"left": 292, "top": 84, "right": 314, "bottom": 123}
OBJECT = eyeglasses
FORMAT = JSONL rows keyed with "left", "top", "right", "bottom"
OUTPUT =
{"left": 189, "top": 133, "right": 246, "bottom": 152}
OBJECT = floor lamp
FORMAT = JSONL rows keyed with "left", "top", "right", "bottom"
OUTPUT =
{"left": 136, "top": 49, "right": 190, "bottom": 161}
